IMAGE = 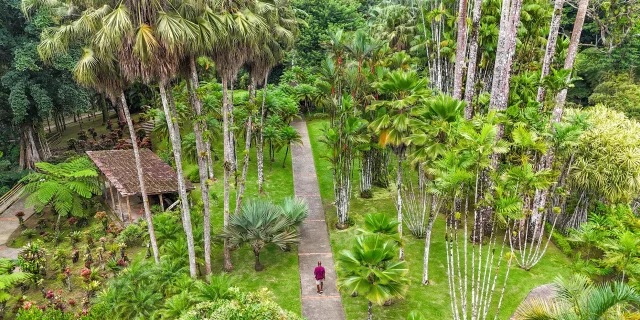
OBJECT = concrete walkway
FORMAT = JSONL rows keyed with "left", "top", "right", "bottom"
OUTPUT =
{"left": 291, "top": 119, "right": 346, "bottom": 320}
{"left": 0, "top": 197, "right": 34, "bottom": 259}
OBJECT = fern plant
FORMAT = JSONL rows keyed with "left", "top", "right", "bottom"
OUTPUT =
{"left": 21, "top": 157, "right": 101, "bottom": 221}
{"left": 0, "top": 259, "right": 28, "bottom": 317}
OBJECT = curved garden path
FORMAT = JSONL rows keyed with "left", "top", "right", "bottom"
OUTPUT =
{"left": 291, "top": 119, "right": 346, "bottom": 320}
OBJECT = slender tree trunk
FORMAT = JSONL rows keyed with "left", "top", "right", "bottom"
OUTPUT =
{"left": 206, "top": 140, "right": 215, "bottom": 180}
{"left": 453, "top": 0, "right": 470, "bottom": 99}
{"left": 553, "top": 0, "right": 588, "bottom": 119}
{"left": 119, "top": 92, "right": 159, "bottom": 264}
{"left": 117, "top": 103, "right": 126, "bottom": 124}
{"left": 489, "top": 0, "right": 524, "bottom": 117}
{"left": 101, "top": 95, "right": 109, "bottom": 125}
{"left": 463, "top": 0, "right": 483, "bottom": 118}
{"left": 396, "top": 152, "right": 404, "bottom": 260}
{"left": 360, "top": 150, "right": 373, "bottom": 198}
{"left": 187, "top": 56, "right": 212, "bottom": 275}
{"left": 235, "top": 79, "right": 255, "bottom": 215}
{"left": 422, "top": 212, "right": 437, "bottom": 285}
{"left": 530, "top": 0, "right": 588, "bottom": 235}
{"left": 159, "top": 80, "right": 197, "bottom": 278}
{"left": 257, "top": 71, "right": 269, "bottom": 193}
{"left": 229, "top": 83, "right": 237, "bottom": 176}
{"left": 222, "top": 76, "right": 234, "bottom": 272}
{"left": 282, "top": 146, "right": 289, "bottom": 168}
{"left": 368, "top": 300, "right": 373, "bottom": 320}
{"left": 536, "top": 0, "right": 565, "bottom": 103}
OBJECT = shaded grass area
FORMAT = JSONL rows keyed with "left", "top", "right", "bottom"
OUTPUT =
{"left": 306, "top": 119, "right": 572, "bottom": 320}
{"left": 49, "top": 112, "right": 145, "bottom": 150}
{"left": 166, "top": 127, "right": 301, "bottom": 314}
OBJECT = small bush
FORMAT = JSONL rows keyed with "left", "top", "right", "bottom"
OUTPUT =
{"left": 21, "top": 228, "right": 36, "bottom": 239}
{"left": 117, "top": 224, "right": 145, "bottom": 246}
{"left": 547, "top": 224, "right": 572, "bottom": 255}
{"left": 185, "top": 165, "right": 200, "bottom": 183}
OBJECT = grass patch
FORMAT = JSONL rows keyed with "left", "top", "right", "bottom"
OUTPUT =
{"left": 306, "top": 119, "right": 572, "bottom": 320}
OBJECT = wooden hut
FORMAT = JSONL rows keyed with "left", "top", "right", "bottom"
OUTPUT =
{"left": 86, "top": 149, "right": 195, "bottom": 223}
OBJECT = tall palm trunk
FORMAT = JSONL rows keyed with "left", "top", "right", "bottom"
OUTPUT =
{"left": 235, "top": 79, "right": 255, "bottom": 215}
{"left": 119, "top": 92, "right": 159, "bottom": 264}
{"left": 159, "top": 80, "right": 197, "bottom": 278}
{"left": 187, "top": 56, "right": 212, "bottom": 275}
{"left": 396, "top": 151, "right": 404, "bottom": 261}
{"left": 553, "top": 0, "right": 588, "bottom": 120}
{"left": 530, "top": 0, "right": 588, "bottom": 234}
{"left": 536, "top": 0, "right": 565, "bottom": 103}
{"left": 206, "top": 140, "right": 215, "bottom": 180}
{"left": 453, "top": 0, "right": 469, "bottom": 99}
{"left": 422, "top": 210, "right": 438, "bottom": 285}
{"left": 489, "top": 0, "right": 524, "bottom": 117}
{"left": 257, "top": 71, "right": 269, "bottom": 194}
{"left": 463, "top": 0, "right": 483, "bottom": 118}
{"left": 222, "top": 76, "right": 234, "bottom": 272}
{"left": 475, "top": 0, "right": 524, "bottom": 240}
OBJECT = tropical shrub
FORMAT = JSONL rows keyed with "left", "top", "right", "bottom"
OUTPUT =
{"left": 179, "top": 288, "right": 303, "bottom": 320}
{"left": 117, "top": 224, "right": 145, "bottom": 246}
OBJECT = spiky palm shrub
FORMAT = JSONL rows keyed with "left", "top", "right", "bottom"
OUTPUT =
{"left": 21, "top": 157, "right": 101, "bottom": 240}
{"left": 219, "top": 199, "right": 300, "bottom": 271}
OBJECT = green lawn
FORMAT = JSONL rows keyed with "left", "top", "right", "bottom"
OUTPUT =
{"left": 306, "top": 119, "right": 572, "bottom": 320}
{"left": 179, "top": 132, "right": 301, "bottom": 315}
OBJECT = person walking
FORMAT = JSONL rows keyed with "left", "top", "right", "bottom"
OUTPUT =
{"left": 314, "top": 261, "right": 325, "bottom": 295}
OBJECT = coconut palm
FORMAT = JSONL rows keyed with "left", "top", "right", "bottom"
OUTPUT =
{"left": 219, "top": 199, "right": 300, "bottom": 271}
{"left": 337, "top": 234, "right": 409, "bottom": 320}
{"left": 514, "top": 275, "right": 640, "bottom": 320}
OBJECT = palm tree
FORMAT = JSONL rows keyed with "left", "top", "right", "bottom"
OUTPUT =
{"left": 369, "top": 69, "right": 429, "bottom": 260}
{"left": 209, "top": 0, "right": 269, "bottom": 272}
{"left": 279, "top": 126, "right": 303, "bottom": 168}
{"left": 219, "top": 199, "right": 301, "bottom": 271}
{"left": 336, "top": 234, "right": 409, "bottom": 320}
{"left": 515, "top": 275, "right": 640, "bottom": 320}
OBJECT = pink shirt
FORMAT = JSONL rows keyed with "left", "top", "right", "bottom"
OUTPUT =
{"left": 314, "top": 266, "right": 325, "bottom": 280}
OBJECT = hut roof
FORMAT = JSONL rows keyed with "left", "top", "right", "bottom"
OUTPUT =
{"left": 86, "top": 149, "right": 195, "bottom": 197}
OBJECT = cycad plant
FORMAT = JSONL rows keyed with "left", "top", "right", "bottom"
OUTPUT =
{"left": 219, "top": 199, "right": 301, "bottom": 271}
{"left": 21, "top": 157, "right": 100, "bottom": 239}
{"left": 515, "top": 275, "right": 640, "bottom": 320}
{"left": 337, "top": 234, "right": 409, "bottom": 320}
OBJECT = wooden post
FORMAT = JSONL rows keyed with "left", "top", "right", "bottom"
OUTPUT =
{"left": 126, "top": 196, "right": 133, "bottom": 223}
{"left": 117, "top": 193, "right": 124, "bottom": 223}
{"left": 159, "top": 194, "right": 165, "bottom": 211}
{"left": 109, "top": 184, "right": 116, "bottom": 213}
